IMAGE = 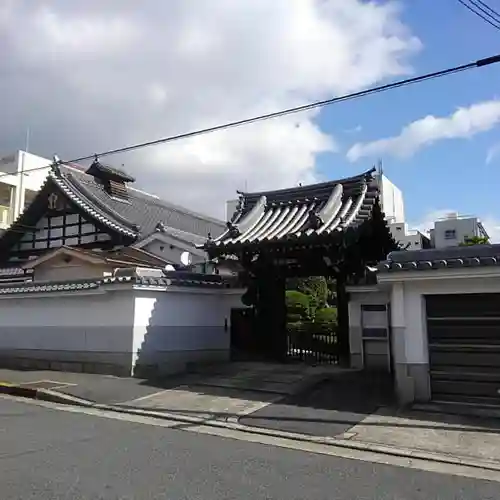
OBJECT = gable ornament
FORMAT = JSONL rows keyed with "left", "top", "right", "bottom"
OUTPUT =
{"left": 48, "top": 193, "right": 59, "bottom": 210}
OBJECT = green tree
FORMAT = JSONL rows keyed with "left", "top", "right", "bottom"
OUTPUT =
{"left": 285, "top": 290, "right": 311, "bottom": 322}
{"left": 286, "top": 276, "right": 328, "bottom": 319}
{"left": 460, "top": 236, "right": 489, "bottom": 246}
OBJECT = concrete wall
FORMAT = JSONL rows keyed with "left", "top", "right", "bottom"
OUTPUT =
{"left": 132, "top": 288, "right": 244, "bottom": 377}
{"left": 383, "top": 273, "right": 500, "bottom": 405}
{"left": 0, "top": 290, "right": 135, "bottom": 375}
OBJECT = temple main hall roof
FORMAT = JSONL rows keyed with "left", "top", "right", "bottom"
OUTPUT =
{"left": 0, "top": 161, "right": 226, "bottom": 254}
{"left": 56, "top": 163, "right": 225, "bottom": 239}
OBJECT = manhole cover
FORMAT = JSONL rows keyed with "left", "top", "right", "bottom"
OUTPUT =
{"left": 19, "top": 380, "right": 75, "bottom": 390}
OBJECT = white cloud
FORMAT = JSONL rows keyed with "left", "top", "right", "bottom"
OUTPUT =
{"left": 0, "top": 0, "right": 420, "bottom": 218}
{"left": 411, "top": 209, "right": 500, "bottom": 243}
{"left": 347, "top": 99, "right": 500, "bottom": 162}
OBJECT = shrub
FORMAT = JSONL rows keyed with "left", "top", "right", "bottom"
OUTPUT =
{"left": 287, "top": 276, "right": 329, "bottom": 318}
{"left": 315, "top": 307, "right": 338, "bottom": 324}
{"left": 285, "top": 290, "right": 311, "bottom": 321}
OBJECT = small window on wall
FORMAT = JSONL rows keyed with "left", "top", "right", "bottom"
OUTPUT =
{"left": 361, "top": 304, "right": 388, "bottom": 339}
{"left": 444, "top": 229, "right": 456, "bottom": 240}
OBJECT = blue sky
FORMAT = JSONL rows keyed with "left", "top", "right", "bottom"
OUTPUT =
{"left": 315, "top": 0, "right": 500, "bottom": 235}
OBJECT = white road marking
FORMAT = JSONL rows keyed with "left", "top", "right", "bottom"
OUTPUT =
{"left": 118, "top": 389, "right": 173, "bottom": 404}
{"left": 2, "top": 394, "right": 499, "bottom": 483}
{"left": 18, "top": 379, "right": 78, "bottom": 389}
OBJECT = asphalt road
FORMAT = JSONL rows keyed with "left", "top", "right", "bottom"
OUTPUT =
{"left": 1, "top": 397, "right": 498, "bottom": 500}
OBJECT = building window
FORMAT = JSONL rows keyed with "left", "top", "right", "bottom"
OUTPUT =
{"left": 444, "top": 229, "right": 456, "bottom": 240}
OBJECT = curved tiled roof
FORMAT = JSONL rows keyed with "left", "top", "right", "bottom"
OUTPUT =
{"left": 52, "top": 167, "right": 138, "bottom": 237}
{"left": 208, "top": 168, "right": 378, "bottom": 251}
{"left": 377, "top": 244, "right": 500, "bottom": 274}
{"left": 0, "top": 163, "right": 226, "bottom": 255}
{"left": 57, "top": 165, "right": 225, "bottom": 240}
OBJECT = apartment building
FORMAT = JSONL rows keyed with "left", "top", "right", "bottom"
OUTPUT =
{"left": 0, "top": 151, "right": 51, "bottom": 229}
{"left": 388, "top": 221, "right": 431, "bottom": 250}
{"left": 430, "top": 212, "right": 489, "bottom": 248}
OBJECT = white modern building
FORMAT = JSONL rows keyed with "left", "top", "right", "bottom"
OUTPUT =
{"left": 430, "top": 212, "right": 489, "bottom": 248}
{"left": 378, "top": 173, "right": 405, "bottom": 224}
{"left": 388, "top": 222, "right": 431, "bottom": 250}
{"left": 387, "top": 213, "right": 489, "bottom": 252}
{"left": 0, "top": 151, "right": 52, "bottom": 229}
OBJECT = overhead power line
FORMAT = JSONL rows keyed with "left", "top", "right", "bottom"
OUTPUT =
{"left": 457, "top": 0, "right": 500, "bottom": 30}
{"left": 476, "top": 0, "right": 500, "bottom": 18}
{"left": 0, "top": 52, "right": 500, "bottom": 184}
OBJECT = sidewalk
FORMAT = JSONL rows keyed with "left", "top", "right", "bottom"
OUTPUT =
{"left": 2, "top": 364, "right": 500, "bottom": 470}
{"left": 0, "top": 361, "right": 340, "bottom": 408}
{"left": 345, "top": 406, "right": 500, "bottom": 466}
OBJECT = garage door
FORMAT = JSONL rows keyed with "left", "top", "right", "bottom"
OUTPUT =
{"left": 426, "top": 294, "right": 500, "bottom": 406}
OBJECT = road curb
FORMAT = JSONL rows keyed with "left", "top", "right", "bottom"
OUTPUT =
{"left": 93, "top": 403, "right": 500, "bottom": 473}
{"left": 0, "top": 383, "right": 39, "bottom": 399}
{"left": 3, "top": 383, "right": 500, "bottom": 473}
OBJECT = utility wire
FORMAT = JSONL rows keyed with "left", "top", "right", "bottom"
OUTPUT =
{"left": 457, "top": 0, "right": 500, "bottom": 30}
{"left": 1, "top": 52, "right": 500, "bottom": 184}
{"left": 476, "top": 0, "right": 500, "bottom": 18}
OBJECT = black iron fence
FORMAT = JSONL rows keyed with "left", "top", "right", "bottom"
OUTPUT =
{"left": 286, "top": 321, "right": 339, "bottom": 364}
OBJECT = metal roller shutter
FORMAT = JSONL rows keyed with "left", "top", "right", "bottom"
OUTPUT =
{"left": 426, "top": 294, "right": 500, "bottom": 406}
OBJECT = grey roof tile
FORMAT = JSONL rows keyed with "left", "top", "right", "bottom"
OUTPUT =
{"left": 209, "top": 168, "right": 378, "bottom": 250}
{"left": 0, "top": 270, "right": 238, "bottom": 294}
{"left": 378, "top": 244, "right": 500, "bottom": 273}
{"left": 60, "top": 165, "right": 225, "bottom": 240}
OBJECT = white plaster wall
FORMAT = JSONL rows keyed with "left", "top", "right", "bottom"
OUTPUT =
{"left": 142, "top": 239, "right": 206, "bottom": 265}
{"left": 0, "top": 290, "right": 134, "bottom": 360}
{"left": 0, "top": 284, "right": 245, "bottom": 377}
{"left": 132, "top": 288, "right": 244, "bottom": 373}
{"left": 34, "top": 259, "right": 110, "bottom": 282}
{"left": 401, "top": 286, "right": 427, "bottom": 365}
{"left": 348, "top": 291, "right": 390, "bottom": 330}
{"left": 348, "top": 290, "right": 390, "bottom": 324}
